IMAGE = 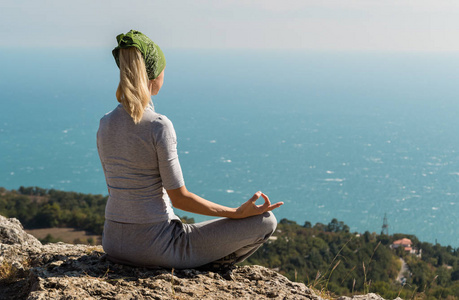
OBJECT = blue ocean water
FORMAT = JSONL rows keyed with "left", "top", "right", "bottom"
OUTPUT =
{"left": 1, "top": 48, "right": 458, "bottom": 247}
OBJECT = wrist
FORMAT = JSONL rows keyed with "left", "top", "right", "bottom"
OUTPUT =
{"left": 223, "top": 207, "right": 239, "bottom": 219}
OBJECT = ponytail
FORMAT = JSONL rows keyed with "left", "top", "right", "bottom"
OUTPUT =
{"left": 116, "top": 47, "right": 152, "bottom": 124}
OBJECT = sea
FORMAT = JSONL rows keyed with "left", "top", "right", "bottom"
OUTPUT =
{"left": 1, "top": 48, "right": 458, "bottom": 248}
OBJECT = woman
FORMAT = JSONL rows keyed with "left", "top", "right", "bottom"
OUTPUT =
{"left": 97, "top": 30, "right": 283, "bottom": 270}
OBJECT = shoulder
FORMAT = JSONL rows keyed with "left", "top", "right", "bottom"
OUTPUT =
{"left": 98, "top": 108, "right": 116, "bottom": 131}
{"left": 143, "top": 107, "right": 174, "bottom": 130}
{"left": 99, "top": 108, "right": 114, "bottom": 121}
{"left": 153, "top": 115, "right": 174, "bottom": 131}
{"left": 99, "top": 104, "right": 124, "bottom": 124}
{"left": 145, "top": 111, "right": 177, "bottom": 144}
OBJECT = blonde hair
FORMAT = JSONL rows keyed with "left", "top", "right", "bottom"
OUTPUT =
{"left": 116, "top": 47, "right": 152, "bottom": 124}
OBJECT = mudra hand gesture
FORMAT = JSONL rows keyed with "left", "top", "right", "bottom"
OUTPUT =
{"left": 235, "top": 191, "right": 283, "bottom": 219}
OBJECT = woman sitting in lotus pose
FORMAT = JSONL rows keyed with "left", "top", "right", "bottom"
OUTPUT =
{"left": 97, "top": 30, "right": 283, "bottom": 270}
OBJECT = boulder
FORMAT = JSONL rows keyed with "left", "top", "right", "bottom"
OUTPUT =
{"left": 0, "top": 215, "right": 41, "bottom": 247}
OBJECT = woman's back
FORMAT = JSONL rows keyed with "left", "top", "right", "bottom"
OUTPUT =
{"left": 97, "top": 104, "right": 184, "bottom": 224}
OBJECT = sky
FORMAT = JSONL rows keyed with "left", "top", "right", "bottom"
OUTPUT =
{"left": 1, "top": 0, "right": 459, "bottom": 52}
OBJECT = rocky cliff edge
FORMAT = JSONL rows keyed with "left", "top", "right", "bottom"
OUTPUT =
{"left": 0, "top": 215, "right": 391, "bottom": 300}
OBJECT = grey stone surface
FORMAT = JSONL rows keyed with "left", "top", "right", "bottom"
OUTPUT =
{"left": 337, "top": 293, "right": 392, "bottom": 300}
{"left": 0, "top": 215, "right": 42, "bottom": 247}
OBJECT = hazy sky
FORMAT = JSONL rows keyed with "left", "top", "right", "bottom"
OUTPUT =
{"left": 1, "top": 0, "right": 459, "bottom": 51}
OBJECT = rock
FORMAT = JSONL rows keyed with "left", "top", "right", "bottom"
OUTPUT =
{"left": 0, "top": 215, "right": 42, "bottom": 247}
{"left": 337, "top": 293, "right": 386, "bottom": 300}
{"left": 0, "top": 215, "right": 389, "bottom": 299}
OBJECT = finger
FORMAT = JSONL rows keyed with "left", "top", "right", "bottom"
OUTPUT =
{"left": 261, "top": 192, "right": 270, "bottom": 202}
{"left": 249, "top": 191, "right": 262, "bottom": 203}
{"left": 260, "top": 193, "right": 271, "bottom": 209}
{"left": 267, "top": 202, "right": 284, "bottom": 211}
{"left": 261, "top": 193, "right": 271, "bottom": 205}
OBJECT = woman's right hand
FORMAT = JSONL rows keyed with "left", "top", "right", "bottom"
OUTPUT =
{"left": 168, "top": 186, "right": 283, "bottom": 219}
{"left": 233, "top": 191, "right": 283, "bottom": 219}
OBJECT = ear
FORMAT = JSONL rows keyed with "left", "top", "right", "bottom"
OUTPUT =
{"left": 148, "top": 79, "right": 155, "bottom": 94}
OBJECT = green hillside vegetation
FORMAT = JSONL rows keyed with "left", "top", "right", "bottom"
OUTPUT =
{"left": 245, "top": 219, "right": 459, "bottom": 299}
{"left": 1, "top": 186, "right": 458, "bottom": 299}
{"left": 0, "top": 186, "right": 106, "bottom": 235}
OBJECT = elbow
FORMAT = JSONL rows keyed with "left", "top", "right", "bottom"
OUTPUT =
{"left": 169, "top": 194, "right": 183, "bottom": 209}
{"left": 167, "top": 186, "right": 189, "bottom": 210}
{"left": 170, "top": 197, "right": 183, "bottom": 209}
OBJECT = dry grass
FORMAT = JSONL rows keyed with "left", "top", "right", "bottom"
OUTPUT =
{"left": 309, "top": 237, "right": 353, "bottom": 299}
{"left": 306, "top": 239, "right": 389, "bottom": 299}
{"left": 0, "top": 258, "right": 29, "bottom": 283}
{"left": 84, "top": 246, "right": 105, "bottom": 255}
{"left": 25, "top": 227, "right": 101, "bottom": 244}
{"left": 0, "top": 261, "right": 19, "bottom": 282}
{"left": 363, "top": 241, "right": 381, "bottom": 294}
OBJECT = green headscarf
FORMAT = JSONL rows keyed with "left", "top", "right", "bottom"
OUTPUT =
{"left": 112, "top": 30, "right": 166, "bottom": 80}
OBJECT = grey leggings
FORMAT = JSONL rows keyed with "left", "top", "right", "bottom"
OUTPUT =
{"left": 102, "top": 212, "right": 277, "bottom": 269}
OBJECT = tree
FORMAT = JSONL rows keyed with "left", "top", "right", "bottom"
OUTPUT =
{"left": 280, "top": 219, "right": 297, "bottom": 225}
{"left": 451, "top": 269, "right": 459, "bottom": 281}
{"left": 327, "top": 218, "right": 339, "bottom": 232}
{"left": 35, "top": 203, "right": 61, "bottom": 228}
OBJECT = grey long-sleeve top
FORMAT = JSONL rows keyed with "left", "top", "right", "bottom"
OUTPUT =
{"left": 97, "top": 104, "right": 184, "bottom": 224}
